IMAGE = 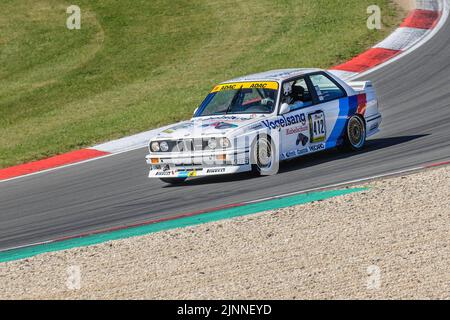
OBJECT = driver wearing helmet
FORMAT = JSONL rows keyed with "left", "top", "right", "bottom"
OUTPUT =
{"left": 283, "top": 82, "right": 306, "bottom": 109}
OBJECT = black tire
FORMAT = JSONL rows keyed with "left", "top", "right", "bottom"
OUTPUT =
{"left": 159, "top": 178, "right": 187, "bottom": 185}
{"left": 251, "top": 134, "right": 277, "bottom": 176}
{"left": 339, "top": 115, "right": 366, "bottom": 151}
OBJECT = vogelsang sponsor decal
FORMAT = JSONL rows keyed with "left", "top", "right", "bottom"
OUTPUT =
{"left": 262, "top": 113, "right": 306, "bottom": 130}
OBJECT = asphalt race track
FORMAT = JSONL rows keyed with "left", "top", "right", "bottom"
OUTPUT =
{"left": 1, "top": 16, "right": 450, "bottom": 252}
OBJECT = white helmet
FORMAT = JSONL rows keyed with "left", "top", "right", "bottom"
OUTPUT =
{"left": 283, "top": 82, "right": 293, "bottom": 96}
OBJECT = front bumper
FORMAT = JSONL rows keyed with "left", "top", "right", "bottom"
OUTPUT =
{"left": 148, "top": 165, "right": 251, "bottom": 178}
{"left": 146, "top": 148, "right": 251, "bottom": 178}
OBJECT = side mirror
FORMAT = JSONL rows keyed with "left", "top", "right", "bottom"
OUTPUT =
{"left": 193, "top": 107, "right": 199, "bottom": 116}
{"left": 279, "top": 103, "right": 290, "bottom": 115}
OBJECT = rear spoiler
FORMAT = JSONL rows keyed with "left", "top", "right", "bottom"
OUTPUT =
{"left": 347, "top": 81, "right": 373, "bottom": 91}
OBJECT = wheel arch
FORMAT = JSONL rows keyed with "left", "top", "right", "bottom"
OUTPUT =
{"left": 355, "top": 113, "right": 367, "bottom": 128}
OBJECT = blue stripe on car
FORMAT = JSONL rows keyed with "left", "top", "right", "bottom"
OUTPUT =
{"left": 325, "top": 96, "right": 358, "bottom": 148}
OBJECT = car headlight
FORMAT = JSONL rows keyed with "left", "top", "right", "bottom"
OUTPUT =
{"left": 160, "top": 141, "right": 169, "bottom": 152}
{"left": 219, "top": 137, "right": 231, "bottom": 148}
{"left": 150, "top": 141, "right": 160, "bottom": 152}
{"left": 207, "top": 138, "right": 218, "bottom": 149}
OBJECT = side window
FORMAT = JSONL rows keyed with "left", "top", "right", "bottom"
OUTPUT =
{"left": 309, "top": 74, "right": 346, "bottom": 103}
{"left": 281, "top": 77, "right": 313, "bottom": 110}
{"left": 292, "top": 78, "right": 313, "bottom": 108}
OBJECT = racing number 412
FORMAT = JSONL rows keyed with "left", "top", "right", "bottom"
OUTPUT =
{"left": 309, "top": 111, "right": 326, "bottom": 143}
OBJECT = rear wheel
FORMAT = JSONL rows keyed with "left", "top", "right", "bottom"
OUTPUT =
{"left": 159, "top": 178, "right": 187, "bottom": 185}
{"left": 340, "top": 115, "right": 366, "bottom": 151}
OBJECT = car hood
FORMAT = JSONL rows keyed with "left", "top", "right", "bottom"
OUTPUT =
{"left": 154, "top": 115, "right": 267, "bottom": 139}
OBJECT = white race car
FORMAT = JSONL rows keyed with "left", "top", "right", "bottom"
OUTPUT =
{"left": 146, "top": 69, "right": 381, "bottom": 184}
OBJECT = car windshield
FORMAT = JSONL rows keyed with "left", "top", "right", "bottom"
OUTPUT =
{"left": 195, "top": 82, "right": 279, "bottom": 117}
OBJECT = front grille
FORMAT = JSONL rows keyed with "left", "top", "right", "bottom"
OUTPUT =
{"left": 167, "top": 139, "right": 208, "bottom": 152}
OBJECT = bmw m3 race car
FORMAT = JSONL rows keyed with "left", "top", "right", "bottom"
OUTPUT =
{"left": 146, "top": 69, "right": 381, "bottom": 184}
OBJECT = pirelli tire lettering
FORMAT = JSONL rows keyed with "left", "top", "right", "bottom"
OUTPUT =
{"left": 206, "top": 168, "right": 226, "bottom": 174}
{"left": 155, "top": 171, "right": 173, "bottom": 176}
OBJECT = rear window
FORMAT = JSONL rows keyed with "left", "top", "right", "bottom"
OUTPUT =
{"left": 309, "top": 74, "right": 346, "bottom": 102}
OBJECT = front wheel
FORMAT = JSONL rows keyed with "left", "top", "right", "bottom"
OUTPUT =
{"left": 159, "top": 178, "right": 187, "bottom": 185}
{"left": 251, "top": 134, "right": 278, "bottom": 176}
{"left": 340, "top": 115, "right": 366, "bottom": 151}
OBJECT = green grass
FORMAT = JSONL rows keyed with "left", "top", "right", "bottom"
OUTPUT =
{"left": 0, "top": 0, "right": 403, "bottom": 168}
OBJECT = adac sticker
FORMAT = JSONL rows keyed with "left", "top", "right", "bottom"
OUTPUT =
{"left": 211, "top": 82, "right": 279, "bottom": 93}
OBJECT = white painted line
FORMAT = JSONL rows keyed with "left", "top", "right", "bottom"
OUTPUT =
{"left": 417, "top": 0, "right": 441, "bottom": 10}
{"left": 92, "top": 126, "right": 171, "bottom": 153}
{"left": 0, "top": 240, "right": 54, "bottom": 253}
{"left": 245, "top": 166, "right": 426, "bottom": 204}
{"left": 375, "top": 27, "right": 428, "bottom": 51}
{"left": 0, "top": 146, "right": 147, "bottom": 184}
